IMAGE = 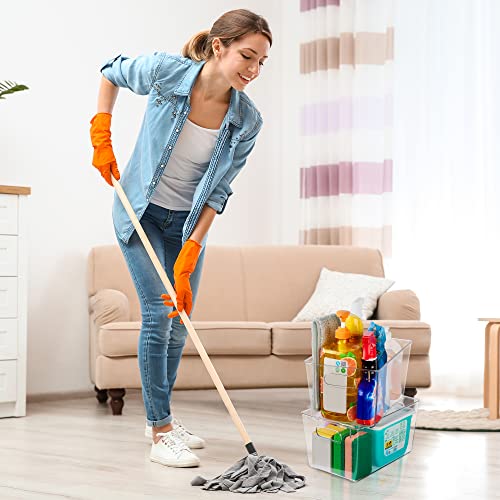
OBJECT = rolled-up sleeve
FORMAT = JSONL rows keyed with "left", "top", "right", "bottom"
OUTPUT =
{"left": 206, "top": 117, "right": 263, "bottom": 214}
{"left": 100, "top": 53, "right": 163, "bottom": 95}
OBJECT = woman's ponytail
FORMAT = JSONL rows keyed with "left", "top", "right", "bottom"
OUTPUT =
{"left": 182, "top": 30, "right": 211, "bottom": 61}
{"left": 181, "top": 10, "right": 272, "bottom": 62}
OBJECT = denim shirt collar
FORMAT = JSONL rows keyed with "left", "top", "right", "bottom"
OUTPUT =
{"left": 173, "top": 59, "right": 243, "bottom": 129}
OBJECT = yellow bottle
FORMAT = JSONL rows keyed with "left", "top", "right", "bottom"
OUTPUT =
{"left": 320, "top": 312, "right": 362, "bottom": 422}
{"left": 345, "top": 312, "right": 363, "bottom": 367}
{"left": 345, "top": 312, "right": 364, "bottom": 337}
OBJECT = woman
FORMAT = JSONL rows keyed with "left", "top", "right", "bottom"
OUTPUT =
{"left": 89, "top": 9, "right": 272, "bottom": 468}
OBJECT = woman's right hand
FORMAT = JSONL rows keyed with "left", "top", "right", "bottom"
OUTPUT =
{"left": 90, "top": 112, "right": 120, "bottom": 186}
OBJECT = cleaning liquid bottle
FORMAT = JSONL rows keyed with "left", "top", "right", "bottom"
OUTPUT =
{"left": 384, "top": 328, "right": 403, "bottom": 405}
{"left": 356, "top": 331, "right": 378, "bottom": 425}
{"left": 368, "top": 322, "right": 388, "bottom": 420}
{"left": 320, "top": 311, "right": 361, "bottom": 422}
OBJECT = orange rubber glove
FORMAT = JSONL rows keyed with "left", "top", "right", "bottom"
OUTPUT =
{"left": 161, "top": 239, "right": 202, "bottom": 324}
{"left": 90, "top": 112, "right": 120, "bottom": 186}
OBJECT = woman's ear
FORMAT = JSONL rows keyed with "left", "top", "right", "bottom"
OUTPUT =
{"left": 212, "top": 37, "right": 221, "bottom": 58}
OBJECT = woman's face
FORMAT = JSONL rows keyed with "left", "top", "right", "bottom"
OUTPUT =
{"left": 215, "top": 32, "right": 271, "bottom": 91}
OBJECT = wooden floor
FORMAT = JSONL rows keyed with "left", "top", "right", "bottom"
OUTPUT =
{"left": 0, "top": 388, "right": 499, "bottom": 499}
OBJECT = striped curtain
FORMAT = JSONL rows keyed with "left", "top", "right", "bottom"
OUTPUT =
{"left": 299, "top": 0, "right": 394, "bottom": 256}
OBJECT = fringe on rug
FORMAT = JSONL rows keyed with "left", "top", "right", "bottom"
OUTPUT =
{"left": 416, "top": 408, "right": 500, "bottom": 431}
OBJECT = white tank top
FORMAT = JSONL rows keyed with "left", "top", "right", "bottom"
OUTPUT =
{"left": 150, "top": 118, "right": 219, "bottom": 210}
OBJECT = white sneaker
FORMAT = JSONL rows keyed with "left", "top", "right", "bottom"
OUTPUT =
{"left": 145, "top": 418, "right": 206, "bottom": 449}
{"left": 172, "top": 418, "right": 206, "bottom": 449}
{"left": 150, "top": 431, "right": 200, "bottom": 468}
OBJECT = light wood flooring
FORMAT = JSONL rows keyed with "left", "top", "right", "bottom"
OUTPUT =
{"left": 0, "top": 388, "right": 499, "bottom": 499}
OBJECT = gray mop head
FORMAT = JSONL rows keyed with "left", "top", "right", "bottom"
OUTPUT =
{"left": 191, "top": 454, "right": 306, "bottom": 493}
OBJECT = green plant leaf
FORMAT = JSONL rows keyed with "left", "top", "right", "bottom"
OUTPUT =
{"left": 0, "top": 81, "right": 29, "bottom": 100}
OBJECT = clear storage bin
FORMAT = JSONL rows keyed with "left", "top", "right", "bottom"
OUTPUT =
{"left": 305, "top": 338, "right": 412, "bottom": 425}
{"left": 302, "top": 396, "right": 418, "bottom": 481}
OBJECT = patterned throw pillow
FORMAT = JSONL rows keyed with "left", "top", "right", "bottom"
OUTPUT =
{"left": 292, "top": 268, "right": 394, "bottom": 321}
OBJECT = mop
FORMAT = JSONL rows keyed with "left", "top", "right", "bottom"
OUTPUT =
{"left": 112, "top": 177, "right": 306, "bottom": 493}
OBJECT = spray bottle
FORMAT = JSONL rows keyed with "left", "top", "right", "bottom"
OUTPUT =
{"left": 368, "top": 322, "right": 388, "bottom": 420}
{"left": 356, "top": 331, "right": 378, "bottom": 425}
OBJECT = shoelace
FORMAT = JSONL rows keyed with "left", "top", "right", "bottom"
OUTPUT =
{"left": 156, "top": 432, "right": 189, "bottom": 457}
{"left": 173, "top": 418, "right": 192, "bottom": 439}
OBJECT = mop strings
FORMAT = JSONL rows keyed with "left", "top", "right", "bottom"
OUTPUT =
{"left": 192, "top": 454, "right": 306, "bottom": 493}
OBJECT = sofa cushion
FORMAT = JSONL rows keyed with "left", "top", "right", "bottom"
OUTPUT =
{"left": 270, "top": 320, "right": 432, "bottom": 356}
{"left": 98, "top": 321, "right": 271, "bottom": 357}
{"left": 291, "top": 268, "right": 394, "bottom": 321}
{"left": 270, "top": 322, "right": 311, "bottom": 355}
{"left": 183, "top": 322, "right": 271, "bottom": 355}
{"left": 98, "top": 322, "right": 139, "bottom": 357}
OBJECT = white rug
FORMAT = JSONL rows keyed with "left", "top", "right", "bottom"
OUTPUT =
{"left": 416, "top": 408, "right": 500, "bottom": 431}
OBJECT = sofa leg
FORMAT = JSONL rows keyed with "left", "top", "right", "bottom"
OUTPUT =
{"left": 94, "top": 385, "right": 108, "bottom": 404}
{"left": 108, "top": 388, "right": 126, "bottom": 415}
{"left": 404, "top": 387, "right": 417, "bottom": 398}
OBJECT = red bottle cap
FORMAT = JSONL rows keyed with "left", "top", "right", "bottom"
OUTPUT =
{"left": 362, "top": 332, "right": 377, "bottom": 360}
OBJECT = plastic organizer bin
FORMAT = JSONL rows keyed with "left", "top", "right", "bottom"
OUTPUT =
{"left": 305, "top": 338, "right": 412, "bottom": 426}
{"left": 302, "top": 396, "right": 418, "bottom": 481}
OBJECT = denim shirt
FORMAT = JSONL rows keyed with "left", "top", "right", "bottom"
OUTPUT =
{"left": 100, "top": 52, "right": 263, "bottom": 245}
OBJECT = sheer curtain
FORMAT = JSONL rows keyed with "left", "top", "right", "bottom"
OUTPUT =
{"left": 299, "top": 0, "right": 394, "bottom": 256}
{"left": 390, "top": 1, "right": 500, "bottom": 396}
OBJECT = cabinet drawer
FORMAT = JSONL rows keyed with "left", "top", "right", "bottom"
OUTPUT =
{"left": 0, "top": 195, "right": 18, "bottom": 235}
{"left": 0, "top": 360, "right": 16, "bottom": 403}
{"left": 0, "top": 236, "right": 18, "bottom": 276}
{"left": 0, "top": 278, "right": 18, "bottom": 318}
{"left": 0, "top": 319, "right": 17, "bottom": 359}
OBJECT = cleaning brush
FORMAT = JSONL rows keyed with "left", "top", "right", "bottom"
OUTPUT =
{"left": 113, "top": 178, "right": 306, "bottom": 493}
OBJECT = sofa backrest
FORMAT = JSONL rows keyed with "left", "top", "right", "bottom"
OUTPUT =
{"left": 87, "top": 245, "right": 142, "bottom": 321}
{"left": 195, "top": 245, "right": 385, "bottom": 322}
{"left": 87, "top": 244, "right": 384, "bottom": 323}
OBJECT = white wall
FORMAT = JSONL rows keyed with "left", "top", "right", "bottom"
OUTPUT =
{"left": 0, "top": 0, "right": 301, "bottom": 396}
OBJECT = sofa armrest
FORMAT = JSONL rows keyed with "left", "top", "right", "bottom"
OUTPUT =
{"left": 374, "top": 289, "right": 420, "bottom": 321}
{"left": 89, "top": 289, "right": 130, "bottom": 327}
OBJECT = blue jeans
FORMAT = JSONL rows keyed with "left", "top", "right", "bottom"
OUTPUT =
{"left": 116, "top": 203, "right": 205, "bottom": 427}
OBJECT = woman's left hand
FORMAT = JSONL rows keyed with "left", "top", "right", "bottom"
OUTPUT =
{"left": 161, "top": 239, "right": 202, "bottom": 323}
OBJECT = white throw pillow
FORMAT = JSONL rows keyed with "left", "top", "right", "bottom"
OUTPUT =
{"left": 292, "top": 268, "right": 394, "bottom": 321}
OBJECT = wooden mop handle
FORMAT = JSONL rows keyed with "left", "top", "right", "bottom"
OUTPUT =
{"left": 112, "top": 177, "right": 255, "bottom": 450}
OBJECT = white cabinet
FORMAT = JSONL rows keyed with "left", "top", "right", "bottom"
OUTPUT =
{"left": 0, "top": 186, "right": 30, "bottom": 418}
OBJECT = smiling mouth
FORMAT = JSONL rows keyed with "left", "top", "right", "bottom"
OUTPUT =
{"left": 238, "top": 73, "right": 252, "bottom": 84}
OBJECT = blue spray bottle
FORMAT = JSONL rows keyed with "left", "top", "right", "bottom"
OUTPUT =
{"left": 368, "top": 322, "right": 388, "bottom": 420}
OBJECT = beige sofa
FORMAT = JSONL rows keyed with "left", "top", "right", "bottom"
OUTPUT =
{"left": 87, "top": 245, "right": 431, "bottom": 414}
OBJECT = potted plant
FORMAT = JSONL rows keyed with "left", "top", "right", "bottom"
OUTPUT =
{"left": 0, "top": 81, "right": 29, "bottom": 100}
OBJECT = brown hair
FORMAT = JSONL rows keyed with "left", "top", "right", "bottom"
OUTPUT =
{"left": 182, "top": 9, "right": 272, "bottom": 62}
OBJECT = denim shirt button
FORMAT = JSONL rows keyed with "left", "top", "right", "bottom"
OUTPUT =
{"left": 168, "top": 145, "right": 172, "bottom": 149}
{"left": 176, "top": 128, "right": 180, "bottom": 133}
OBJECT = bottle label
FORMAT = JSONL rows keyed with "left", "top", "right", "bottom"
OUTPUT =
{"left": 322, "top": 357, "right": 347, "bottom": 413}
